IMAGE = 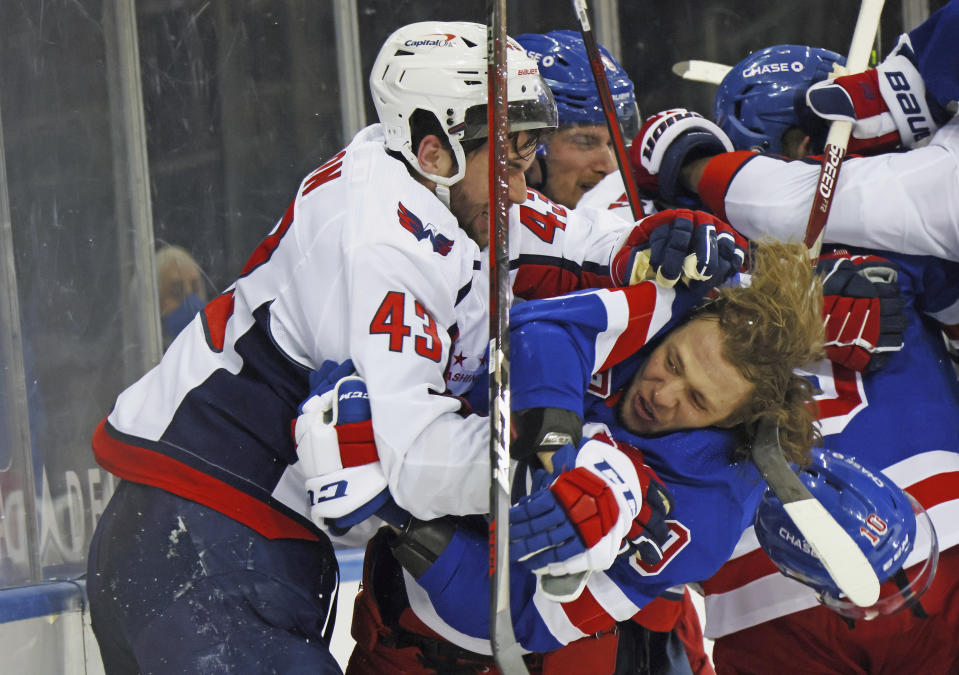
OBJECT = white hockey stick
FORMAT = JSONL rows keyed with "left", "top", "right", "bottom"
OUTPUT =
{"left": 751, "top": 418, "right": 880, "bottom": 607}
{"left": 671, "top": 60, "right": 732, "bottom": 85}
{"left": 804, "top": 0, "right": 886, "bottom": 259}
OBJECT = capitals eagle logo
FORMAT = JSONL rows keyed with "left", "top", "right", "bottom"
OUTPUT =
{"left": 398, "top": 202, "right": 455, "bottom": 256}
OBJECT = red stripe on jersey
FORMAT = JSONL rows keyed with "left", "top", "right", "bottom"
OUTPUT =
{"left": 202, "top": 291, "right": 235, "bottom": 352}
{"left": 580, "top": 270, "right": 614, "bottom": 292}
{"left": 700, "top": 547, "right": 780, "bottom": 595}
{"left": 697, "top": 151, "right": 757, "bottom": 223}
{"left": 92, "top": 419, "right": 319, "bottom": 541}
{"left": 513, "top": 264, "right": 581, "bottom": 300}
{"left": 561, "top": 586, "right": 616, "bottom": 635}
{"left": 597, "top": 283, "right": 658, "bottom": 372}
{"left": 906, "top": 470, "right": 959, "bottom": 510}
{"left": 631, "top": 593, "right": 683, "bottom": 632}
{"left": 241, "top": 200, "right": 296, "bottom": 276}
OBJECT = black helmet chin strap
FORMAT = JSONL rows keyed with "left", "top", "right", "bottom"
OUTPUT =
{"left": 837, "top": 568, "right": 928, "bottom": 631}
{"left": 892, "top": 568, "right": 929, "bottom": 619}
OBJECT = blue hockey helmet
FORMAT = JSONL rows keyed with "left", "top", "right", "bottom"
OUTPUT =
{"left": 516, "top": 30, "right": 640, "bottom": 142}
{"left": 754, "top": 448, "right": 938, "bottom": 620}
{"left": 714, "top": 45, "right": 845, "bottom": 154}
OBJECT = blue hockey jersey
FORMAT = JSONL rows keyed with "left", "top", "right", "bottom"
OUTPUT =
{"left": 406, "top": 280, "right": 766, "bottom": 654}
{"left": 703, "top": 248, "right": 959, "bottom": 639}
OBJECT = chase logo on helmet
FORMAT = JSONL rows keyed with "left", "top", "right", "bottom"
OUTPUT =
{"left": 742, "top": 61, "right": 805, "bottom": 77}
{"left": 777, "top": 526, "right": 818, "bottom": 557}
{"left": 404, "top": 33, "right": 456, "bottom": 48}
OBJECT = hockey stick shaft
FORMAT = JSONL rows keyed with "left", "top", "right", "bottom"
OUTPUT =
{"left": 571, "top": 0, "right": 644, "bottom": 221}
{"left": 803, "top": 0, "right": 886, "bottom": 259}
{"left": 534, "top": 0, "right": 646, "bottom": 603}
{"left": 487, "top": 2, "right": 528, "bottom": 672}
{"left": 780, "top": 0, "right": 887, "bottom": 607}
{"left": 751, "top": 419, "right": 880, "bottom": 606}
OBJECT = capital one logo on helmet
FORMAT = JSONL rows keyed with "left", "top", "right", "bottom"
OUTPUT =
{"left": 741, "top": 61, "right": 805, "bottom": 78}
{"left": 404, "top": 33, "right": 456, "bottom": 48}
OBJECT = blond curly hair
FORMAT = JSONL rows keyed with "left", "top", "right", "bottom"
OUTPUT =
{"left": 696, "top": 240, "right": 825, "bottom": 464}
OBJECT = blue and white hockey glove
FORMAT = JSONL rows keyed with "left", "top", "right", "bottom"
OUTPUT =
{"left": 611, "top": 208, "right": 747, "bottom": 291}
{"left": 294, "top": 359, "right": 409, "bottom": 531}
{"left": 805, "top": 35, "right": 950, "bottom": 153}
{"left": 629, "top": 108, "right": 734, "bottom": 207}
{"left": 817, "top": 253, "right": 907, "bottom": 373}
{"left": 509, "top": 440, "right": 673, "bottom": 579}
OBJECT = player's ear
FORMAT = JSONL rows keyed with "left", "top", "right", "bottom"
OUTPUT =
{"left": 416, "top": 134, "right": 454, "bottom": 178}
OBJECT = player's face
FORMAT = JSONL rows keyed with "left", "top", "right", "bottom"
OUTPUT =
{"left": 541, "top": 124, "right": 616, "bottom": 209}
{"left": 619, "top": 317, "right": 753, "bottom": 435}
{"left": 450, "top": 133, "right": 536, "bottom": 248}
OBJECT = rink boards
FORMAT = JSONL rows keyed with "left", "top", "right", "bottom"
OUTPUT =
{"left": 0, "top": 547, "right": 366, "bottom": 673}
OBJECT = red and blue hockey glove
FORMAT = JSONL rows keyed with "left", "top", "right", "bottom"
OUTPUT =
{"left": 509, "top": 440, "right": 674, "bottom": 578}
{"left": 817, "top": 253, "right": 907, "bottom": 372}
{"left": 611, "top": 209, "right": 747, "bottom": 290}
{"left": 294, "top": 359, "right": 409, "bottom": 532}
{"left": 629, "top": 108, "right": 734, "bottom": 207}
{"left": 805, "top": 35, "right": 948, "bottom": 154}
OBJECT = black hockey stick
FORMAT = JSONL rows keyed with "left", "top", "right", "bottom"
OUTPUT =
{"left": 535, "top": 0, "right": 649, "bottom": 603}
{"left": 487, "top": 1, "right": 528, "bottom": 672}
{"left": 751, "top": 418, "right": 879, "bottom": 607}
{"left": 571, "top": 0, "right": 643, "bottom": 221}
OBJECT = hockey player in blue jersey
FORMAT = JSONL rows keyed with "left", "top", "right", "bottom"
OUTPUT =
{"left": 516, "top": 30, "right": 641, "bottom": 211}
{"left": 297, "top": 239, "right": 826, "bottom": 673}
{"left": 704, "top": 246, "right": 959, "bottom": 674}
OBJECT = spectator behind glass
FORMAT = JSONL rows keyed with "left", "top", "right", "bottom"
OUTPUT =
{"left": 155, "top": 244, "right": 209, "bottom": 348}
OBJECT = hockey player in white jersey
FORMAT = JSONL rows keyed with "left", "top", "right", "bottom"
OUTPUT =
{"left": 86, "top": 21, "right": 566, "bottom": 674}
{"left": 85, "top": 19, "right": 740, "bottom": 673}
{"left": 630, "top": 0, "right": 959, "bottom": 261}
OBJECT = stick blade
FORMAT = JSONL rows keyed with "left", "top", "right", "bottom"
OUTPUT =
{"left": 751, "top": 418, "right": 881, "bottom": 607}
{"left": 783, "top": 499, "right": 881, "bottom": 606}
{"left": 671, "top": 60, "right": 732, "bottom": 85}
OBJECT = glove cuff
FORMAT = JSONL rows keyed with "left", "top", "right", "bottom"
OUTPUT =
{"left": 877, "top": 51, "right": 939, "bottom": 148}
{"left": 511, "top": 407, "right": 584, "bottom": 462}
{"left": 659, "top": 130, "right": 732, "bottom": 205}
{"left": 390, "top": 517, "right": 456, "bottom": 579}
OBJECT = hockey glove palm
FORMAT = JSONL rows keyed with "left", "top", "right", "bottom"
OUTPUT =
{"left": 818, "top": 253, "right": 907, "bottom": 372}
{"left": 611, "top": 209, "right": 747, "bottom": 290}
{"left": 294, "top": 360, "right": 408, "bottom": 531}
{"left": 629, "top": 108, "right": 734, "bottom": 207}
{"left": 805, "top": 35, "right": 948, "bottom": 154}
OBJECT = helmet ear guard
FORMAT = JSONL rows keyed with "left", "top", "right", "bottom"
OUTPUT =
{"left": 714, "top": 45, "right": 845, "bottom": 155}
{"left": 754, "top": 448, "right": 939, "bottom": 620}
{"left": 370, "top": 21, "right": 557, "bottom": 189}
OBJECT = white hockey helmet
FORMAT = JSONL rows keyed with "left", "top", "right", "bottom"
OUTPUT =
{"left": 370, "top": 21, "right": 558, "bottom": 187}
